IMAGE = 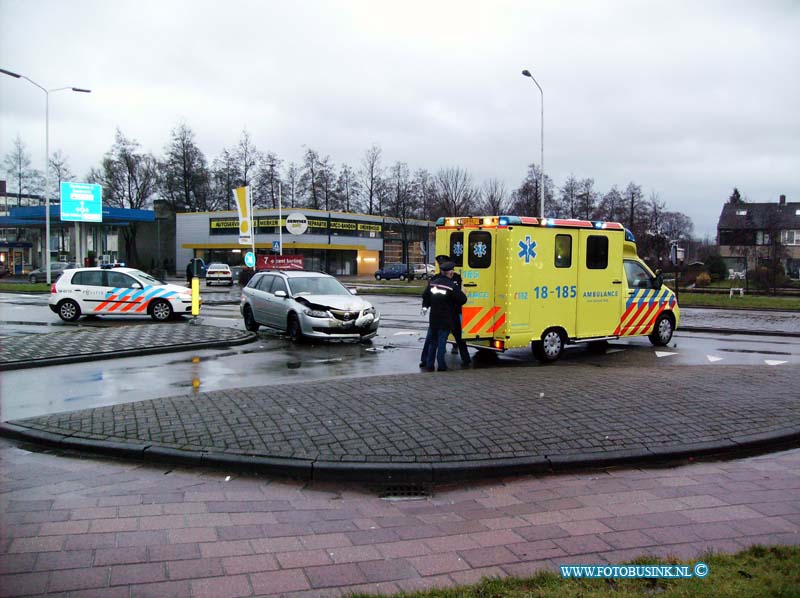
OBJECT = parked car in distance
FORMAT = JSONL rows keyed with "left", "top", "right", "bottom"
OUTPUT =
{"left": 205, "top": 263, "right": 233, "bottom": 286}
{"left": 240, "top": 270, "right": 379, "bottom": 342}
{"left": 49, "top": 266, "right": 195, "bottom": 322}
{"left": 374, "top": 263, "right": 414, "bottom": 281}
{"left": 413, "top": 263, "right": 436, "bottom": 279}
{"left": 28, "top": 262, "right": 78, "bottom": 283}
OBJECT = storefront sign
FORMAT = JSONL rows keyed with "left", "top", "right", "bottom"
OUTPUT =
{"left": 286, "top": 212, "right": 308, "bottom": 235}
{"left": 257, "top": 254, "right": 304, "bottom": 270}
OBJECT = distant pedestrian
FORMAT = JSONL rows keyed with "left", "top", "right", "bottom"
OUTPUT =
{"left": 185, "top": 261, "right": 193, "bottom": 284}
{"left": 421, "top": 261, "right": 467, "bottom": 372}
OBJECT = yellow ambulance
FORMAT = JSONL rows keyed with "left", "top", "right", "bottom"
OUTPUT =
{"left": 435, "top": 215, "right": 680, "bottom": 362}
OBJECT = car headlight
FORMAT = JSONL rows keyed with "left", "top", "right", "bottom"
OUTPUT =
{"left": 363, "top": 307, "right": 376, "bottom": 315}
{"left": 303, "top": 308, "right": 330, "bottom": 318}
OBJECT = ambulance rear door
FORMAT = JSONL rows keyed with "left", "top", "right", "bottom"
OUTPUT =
{"left": 452, "top": 227, "right": 499, "bottom": 342}
{"left": 575, "top": 229, "right": 624, "bottom": 338}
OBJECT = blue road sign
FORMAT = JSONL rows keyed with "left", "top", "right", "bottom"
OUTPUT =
{"left": 60, "top": 182, "right": 102, "bottom": 222}
{"left": 272, "top": 240, "right": 281, "bottom": 252}
{"left": 244, "top": 251, "right": 256, "bottom": 268}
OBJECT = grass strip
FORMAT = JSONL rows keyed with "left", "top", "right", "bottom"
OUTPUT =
{"left": 350, "top": 545, "right": 800, "bottom": 598}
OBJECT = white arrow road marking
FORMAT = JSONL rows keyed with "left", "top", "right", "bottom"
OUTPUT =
{"left": 655, "top": 351, "right": 677, "bottom": 358}
{"left": 393, "top": 331, "right": 418, "bottom": 336}
{"left": 707, "top": 355, "right": 724, "bottom": 362}
{"left": 765, "top": 359, "right": 788, "bottom": 366}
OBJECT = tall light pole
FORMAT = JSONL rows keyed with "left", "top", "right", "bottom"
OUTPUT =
{"left": 521, "top": 69, "right": 544, "bottom": 218}
{"left": 0, "top": 68, "right": 90, "bottom": 284}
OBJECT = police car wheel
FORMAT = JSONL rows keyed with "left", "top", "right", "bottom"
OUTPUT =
{"left": 243, "top": 305, "right": 260, "bottom": 332}
{"left": 533, "top": 329, "right": 565, "bottom": 363}
{"left": 150, "top": 299, "right": 173, "bottom": 321}
{"left": 649, "top": 314, "right": 674, "bottom": 346}
{"left": 57, "top": 299, "right": 81, "bottom": 322}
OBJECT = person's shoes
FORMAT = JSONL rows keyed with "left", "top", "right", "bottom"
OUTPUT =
{"left": 424, "top": 367, "right": 435, "bottom": 372}
{"left": 438, "top": 367, "right": 448, "bottom": 372}
{"left": 418, "top": 362, "right": 426, "bottom": 368}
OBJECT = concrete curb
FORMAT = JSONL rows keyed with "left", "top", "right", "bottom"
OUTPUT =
{"left": 2, "top": 421, "right": 798, "bottom": 484}
{"left": 0, "top": 331, "right": 258, "bottom": 372}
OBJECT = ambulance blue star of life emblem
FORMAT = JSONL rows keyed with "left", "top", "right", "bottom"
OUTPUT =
{"left": 473, "top": 242, "right": 487, "bottom": 258}
{"left": 452, "top": 241, "right": 464, "bottom": 257}
{"left": 518, "top": 236, "right": 537, "bottom": 263}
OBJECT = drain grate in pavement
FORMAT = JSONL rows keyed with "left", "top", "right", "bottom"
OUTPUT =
{"left": 377, "top": 484, "right": 431, "bottom": 501}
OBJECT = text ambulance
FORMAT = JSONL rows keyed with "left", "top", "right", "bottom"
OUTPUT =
{"left": 435, "top": 215, "right": 680, "bottom": 362}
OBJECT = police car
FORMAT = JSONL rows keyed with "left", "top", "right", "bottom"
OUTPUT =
{"left": 49, "top": 266, "right": 195, "bottom": 322}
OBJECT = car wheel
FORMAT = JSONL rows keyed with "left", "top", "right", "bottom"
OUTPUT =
{"left": 29, "top": 274, "right": 37, "bottom": 283}
{"left": 150, "top": 299, "right": 173, "bottom": 322}
{"left": 649, "top": 313, "right": 674, "bottom": 346}
{"left": 243, "top": 305, "right": 260, "bottom": 332}
{"left": 375, "top": 273, "right": 382, "bottom": 281}
{"left": 533, "top": 328, "right": 565, "bottom": 363}
{"left": 57, "top": 299, "right": 81, "bottom": 322}
{"left": 287, "top": 313, "right": 303, "bottom": 343}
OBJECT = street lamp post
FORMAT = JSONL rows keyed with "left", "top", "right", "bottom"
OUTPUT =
{"left": 521, "top": 69, "right": 544, "bottom": 218}
{"left": 0, "top": 68, "right": 90, "bottom": 284}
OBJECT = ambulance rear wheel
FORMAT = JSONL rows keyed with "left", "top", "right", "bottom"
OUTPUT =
{"left": 533, "top": 328, "right": 565, "bottom": 363}
{"left": 649, "top": 313, "right": 674, "bottom": 346}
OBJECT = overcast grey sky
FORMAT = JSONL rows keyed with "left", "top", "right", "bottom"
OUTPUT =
{"left": 1, "top": 0, "right": 798, "bottom": 237}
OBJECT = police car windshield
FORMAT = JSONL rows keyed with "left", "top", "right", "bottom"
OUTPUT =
{"left": 289, "top": 276, "right": 349, "bottom": 296}
{"left": 130, "top": 270, "right": 165, "bottom": 286}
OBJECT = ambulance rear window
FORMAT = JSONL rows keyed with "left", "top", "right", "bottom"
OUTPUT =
{"left": 586, "top": 236, "right": 609, "bottom": 269}
{"left": 468, "top": 231, "right": 492, "bottom": 269}
{"left": 555, "top": 235, "right": 572, "bottom": 268}
{"left": 449, "top": 232, "right": 464, "bottom": 267}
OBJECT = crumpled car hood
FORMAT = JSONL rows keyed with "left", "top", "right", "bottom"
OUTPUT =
{"left": 294, "top": 294, "right": 373, "bottom": 312}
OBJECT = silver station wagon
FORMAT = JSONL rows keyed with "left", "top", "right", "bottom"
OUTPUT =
{"left": 240, "top": 270, "right": 379, "bottom": 342}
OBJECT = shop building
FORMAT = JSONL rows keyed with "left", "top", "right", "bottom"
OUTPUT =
{"left": 176, "top": 208, "right": 436, "bottom": 276}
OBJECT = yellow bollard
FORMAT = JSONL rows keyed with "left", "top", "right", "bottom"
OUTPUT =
{"left": 191, "top": 277, "right": 200, "bottom": 316}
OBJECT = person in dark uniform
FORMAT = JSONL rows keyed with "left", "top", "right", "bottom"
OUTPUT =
{"left": 419, "top": 254, "right": 471, "bottom": 367}
{"left": 421, "top": 261, "right": 467, "bottom": 372}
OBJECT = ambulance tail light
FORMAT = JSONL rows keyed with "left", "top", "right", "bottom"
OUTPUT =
{"left": 491, "top": 339, "right": 505, "bottom": 351}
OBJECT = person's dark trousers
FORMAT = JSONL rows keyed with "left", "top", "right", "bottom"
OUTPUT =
{"left": 452, "top": 315, "right": 471, "bottom": 365}
{"left": 419, "top": 335, "right": 431, "bottom": 367}
{"left": 424, "top": 327, "right": 450, "bottom": 371}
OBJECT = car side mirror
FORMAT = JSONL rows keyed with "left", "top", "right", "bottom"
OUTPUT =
{"left": 131, "top": 282, "right": 143, "bottom": 290}
{"left": 274, "top": 290, "right": 287, "bottom": 298}
{"left": 654, "top": 269, "right": 663, "bottom": 290}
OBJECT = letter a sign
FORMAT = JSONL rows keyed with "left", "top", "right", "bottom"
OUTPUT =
{"left": 233, "top": 186, "right": 253, "bottom": 245}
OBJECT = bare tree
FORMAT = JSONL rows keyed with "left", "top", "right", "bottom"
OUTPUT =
{"left": 211, "top": 148, "right": 238, "bottom": 211}
{"left": 558, "top": 174, "right": 580, "bottom": 218}
{"left": 3, "top": 135, "right": 41, "bottom": 206}
{"left": 87, "top": 129, "right": 158, "bottom": 265}
{"left": 596, "top": 185, "right": 626, "bottom": 223}
{"left": 624, "top": 182, "right": 645, "bottom": 233}
{"left": 510, "top": 164, "right": 553, "bottom": 217}
{"left": 160, "top": 123, "right": 210, "bottom": 211}
{"left": 254, "top": 152, "right": 282, "bottom": 208}
{"left": 318, "top": 155, "right": 335, "bottom": 211}
{"left": 479, "top": 178, "right": 511, "bottom": 214}
{"left": 577, "top": 177, "right": 597, "bottom": 220}
{"left": 335, "top": 164, "right": 359, "bottom": 213}
{"left": 300, "top": 147, "right": 321, "bottom": 209}
{"left": 235, "top": 130, "right": 259, "bottom": 188}
{"left": 359, "top": 144, "right": 383, "bottom": 215}
{"left": 436, "top": 167, "right": 476, "bottom": 216}
{"left": 48, "top": 149, "right": 75, "bottom": 200}
{"left": 284, "top": 162, "right": 299, "bottom": 209}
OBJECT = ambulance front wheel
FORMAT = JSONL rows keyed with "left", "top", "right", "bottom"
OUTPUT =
{"left": 649, "top": 313, "right": 674, "bottom": 346}
{"left": 533, "top": 328, "right": 565, "bottom": 363}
